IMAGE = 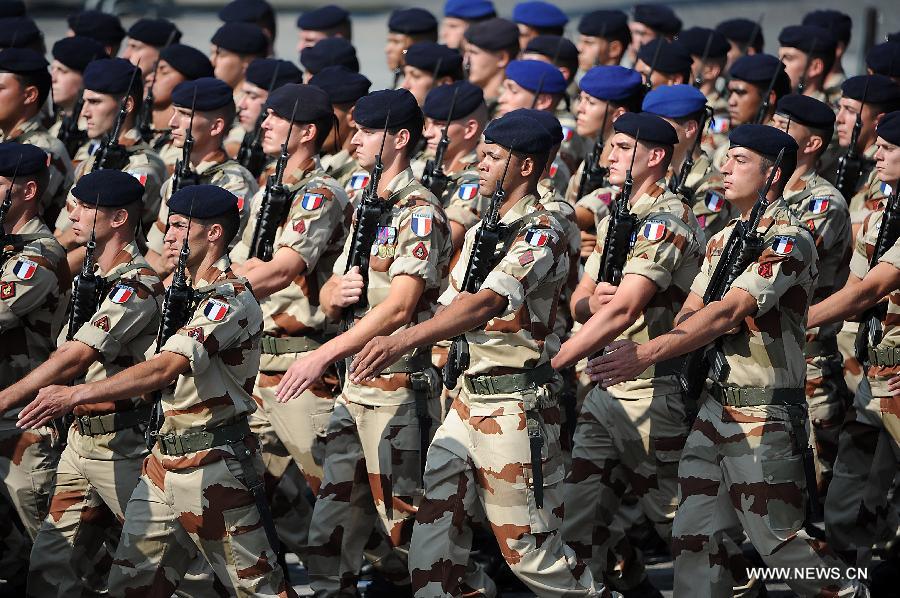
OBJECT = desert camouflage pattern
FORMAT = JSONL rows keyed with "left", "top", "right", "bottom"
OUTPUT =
{"left": 675, "top": 152, "right": 737, "bottom": 241}
{"left": 847, "top": 144, "right": 885, "bottom": 227}
{"left": 436, "top": 150, "right": 493, "bottom": 232}
{"left": 556, "top": 106, "right": 588, "bottom": 177}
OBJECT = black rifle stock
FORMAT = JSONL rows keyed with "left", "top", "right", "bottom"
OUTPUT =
{"left": 577, "top": 105, "right": 610, "bottom": 199}
{"left": 421, "top": 84, "right": 461, "bottom": 197}
{"left": 597, "top": 133, "right": 640, "bottom": 286}
{"left": 66, "top": 199, "right": 104, "bottom": 341}
{"left": 237, "top": 63, "right": 283, "bottom": 179}
{"left": 669, "top": 106, "right": 712, "bottom": 201}
{"left": 171, "top": 89, "right": 199, "bottom": 193}
{"left": 692, "top": 31, "right": 715, "bottom": 89}
{"left": 138, "top": 30, "right": 178, "bottom": 144}
{"left": 835, "top": 77, "right": 871, "bottom": 199}
{"left": 91, "top": 63, "right": 141, "bottom": 173}
{"left": 58, "top": 90, "right": 88, "bottom": 160}
{"left": 754, "top": 59, "right": 783, "bottom": 125}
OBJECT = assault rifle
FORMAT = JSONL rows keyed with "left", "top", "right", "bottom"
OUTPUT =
{"left": 138, "top": 30, "right": 178, "bottom": 144}
{"left": 692, "top": 31, "right": 715, "bottom": 89}
{"left": 91, "top": 64, "right": 142, "bottom": 172}
{"left": 171, "top": 89, "right": 199, "bottom": 193}
{"left": 669, "top": 106, "right": 712, "bottom": 202}
{"left": 57, "top": 90, "right": 88, "bottom": 160}
{"left": 237, "top": 63, "right": 283, "bottom": 179}
{"left": 753, "top": 60, "right": 783, "bottom": 125}
{"left": 576, "top": 105, "right": 610, "bottom": 199}
{"left": 835, "top": 77, "right": 871, "bottom": 199}
{"left": 597, "top": 132, "right": 640, "bottom": 286}
{"left": 66, "top": 198, "right": 104, "bottom": 341}
{"left": 421, "top": 84, "right": 461, "bottom": 198}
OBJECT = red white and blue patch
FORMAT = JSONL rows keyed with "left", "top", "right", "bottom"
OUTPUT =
{"left": 561, "top": 126, "right": 574, "bottom": 142}
{"left": 204, "top": 299, "right": 230, "bottom": 322}
{"left": 411, "top": 213, "right": 433, "bottom": 237}
{"left": 525, "top": 228, "right": 556, "bottom": 247}
{"left": 12, "top": 259, "right": 37, "bottom": 280}
{"left": 808, "top": 197, "right": 829, "bottom": 214}
{"left": 457, "top": 183, "right": 479, "bottom": 200}
{"left": 881, "top": 182, "right": 893, "bottom": 196}
{"left": 771, "top": 235, "right": 795, "bottom": 255}
{"left": 549, "top": 161, "right": 559, "bottom": 177}
{"left": 109, "top": 285, "right": 134, "bottom": 304}
{"left": 127, "top": 171, "right": 148, "bottom": 186}
{"left": 348, "top": 172, "right": 370, "bottom": 190}
{"left": 301, "top": 192, "right": 325, "bottom": 210}
{"left": 709, "top": 117, "right": 729, "bottom": 134}
{"left": 642, "top": 219, "right": 667, "bottom": 242}
{"left": 705, "top": 192, "right": 724, "bottom": 213}
{"left": 236, "top": 196, "right": 245, "bottom": 211}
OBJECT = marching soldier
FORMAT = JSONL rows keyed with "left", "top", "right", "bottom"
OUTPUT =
{"left": 634, "top": 38, "right": 693, "bottom": 91}
{"left": 512, "top": 1, "right": 568, "bottom": 50}
{"left": 121, "top": 18, "right": 181, "bottom": 70}
{"left": 716, "top": 18, "right": 764, "bottom": 71}
{"left": 386, "top": 8, "right": 439, "bottom": 88}
{"left": 677, "top": 28, "right": 730, "bottom": 120}
{"left": 217, "top": 0, "right": 277, "bottom": 57}
{"left": 575, "top": 10, "right": 631, "bottom": 71}
{"left": 461, "top": 17, "right": 521, "bottom": 117}
{"left": 299, "top": 37, "right": 361, "bottom": 83}
{"left": 627, "top": 4, "right": 682, "bottom": 65}
{"left": 296, "top": 5, "right": 352, "bottom": 53}
{"left": 777, "top": 25, "right": 839, "bottom": 106}
{"left": 440, "top": 0, "right": 495, "bottom": 50}
{"left": 210, "top": 22, "right": 269, "bottom": 106}
{"left": 18, "top": 184, "right": 296, "bottom": 597}
{"left": 803, "top": 10, "right": 853, "bottom": 100}
{"left": 67, "top": 10, "right": 125, "bottom": 57}
{"left": 401, "top": 42, "right": 463, "bottom": 107}
{"left": 48, "top": 36, "right": 108, "bottom": 140}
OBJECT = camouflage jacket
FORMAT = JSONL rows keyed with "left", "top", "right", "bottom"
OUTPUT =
{"left": 848, "top": 144, "right": 888, "bottom": 228}
{"left": 322, "top": 148, "right": 364, "bottom": 200}
{"left": 669, "top": 152, "right": 736, "bottom": 241}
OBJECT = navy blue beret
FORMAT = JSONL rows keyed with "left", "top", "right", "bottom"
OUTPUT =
{"left": 643, "top": 84, "right": 707, "bottom": 118}
{"left": 245, "top": 58, "right": 301, "bottom": 91}
{"left": 263, "top": 83, "right": 333, "bottom": 123}
{"left": 0, "top": 1, "right": 24, "bottom": 18}
{"left": 775, "top": 94, "right": 835, "bottom": 130}
{"left": 464, "top": 18, "right": 519, "bottom": 51}
{"left": 444, "top": 0, "right": 495, "bottom": 20}
{"left": 614, "top": 112, "right": 678, "bottom": 145}
{"left": 876, "top": 111, "right": 900, "bottom": 145}
{"left": 729, "top": 53, "right": 786, "bottom": 86}
{"left": 511, "top": 108, "right": 563, "bottom": 144}
{"left": 579, "top": 65, "right": 643, "bottom": 101}
{"left": 524, "top": 36, "right": 578, "bottom": 63}
{"left": 633, "top": 4, "right": 681, "bottom": 36}
{"left": 0, "top": 17, "right": 41, "bottom": 48}
{"left": 637, "top": 39, "right": 692, "bottom": 74}
{"left": 128, "top": 18, "right": 181, "bottom": 48}
{"left": 211, "top": 23, "right": 267, "bottom": 56}
{"left": 83, "top": 58, "right": 140, "bottom": 95}
{"left": 301, "top": 37, "right": 359, "bottom": 75}
{"left": 388, "top": 8, "right": 437, "bottom": 35}
{"left": 0, "top": 143, "right": 48, "bottom": 177}
{"left": 512, "top": 1, "right": 568, "bottom": 29}
{"left": 172, "top": 78, "right": 233, "bottom": 111}
{"left": 404, "top": 42, "right": 462, "bottom": 77}
{"left": 159, "top": 44, "right": 214, "bottom": 80}
{"left": 677, "top": 27, "right": 730, "bottom": 60}
{"left": 72, "top": 170, "right": 145, "bottom": 207}
{"left": 354, "top": 89, "right": 422, "bottom": 129}
{"left": 778, "top": 25, "right": 836, "bottom": 56}
{"left": 579, "top": 10, "right": 629, "bottom": 39}
{"left": 841, "top": 75, "right": 900, "bottom": 106}
{"left": 0, "top": 48, "right": 47, "bottom": 74}
{"left": 309, "top": 65, "right": 371, "bottom": 105}
{"left": 483, "top": 111, "right": 554, "bottom": 155}
{"left": 716, "top": 18, "right": 764, "bottom": 50}
{"left": 218, "top": 0, "right": 274, "bottom": 24}
{"left": 169, "top": 184, "right": 239, "bottom": 219}
{"left": 52, "top": 36, "right": 108, "bottom": 72}
{"left": 729, "top": 123, "right": 799, "bottom": 160}
{"left": 423, "top": 80, "right": 484, "bottom": 121}
{"left": 67, "top": 10, "right": 125, "bottom": 46}
{"left": 297, "top": 5, "right": 350, "bottom": 30}
{"left": 889, "top": 32, "right": 900, "bottom": 44}
{"left": 867, "top": 42, "right": 900, "bottom": 78}
{"left": 803, "top": 10, "right": 852, "bottom": 45}
{"left": 506, "top": 59, "right": 566, "bottom": 95}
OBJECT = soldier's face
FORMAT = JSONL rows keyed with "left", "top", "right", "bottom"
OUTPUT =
{"left": 0, "top": 73, "right": 28, "bottom": 123}
{"left": 169, "top": 107, "right": 214, "bottom": 149}
{"left": 69, "top": 200, "right": 115, "bottom": 245}
{"left": 477, "top": 144, "right": 525, "bottom": 197}
{"left": 606, "top": 133, "right": 646, "bottom": 186}
{"left": 721, "top": 147, "right": 769, "bottom": 203}
{"left": 210, "top": 46, "right": 245, "bottom": 89}
{"left": 496, "top": 79, "right": 535, "bottom": 117}
{"left": 351, "top": 126, "right": 396, "bottom": 170}
{"left": 401, "top": 66, "right": 434, "bottom": 106}
{"left": 778, "top": 47, "right": 807, "bottom": 91}
{"left": 836, "top": 97, "right": 876, "bottom": 150}
{"left": 423, "top": 117, "right": 466, "bottom": 156}
{"left": 517, "top": 24, "right": 539, "bottom": 51}
{"left": 260, "top": 110, "right": 300, "bottom": 156}
{"left": 297, "top": 29, "right": 328, "bottom": 54}
{"left": 81, "top": 89, "right": 121, "bottom": 139}
{"left": 724, "top": 40, "right": 757, "bottom": 71}
{"left": 875, "top": 137, "right": 900, "bottom": 183}
{"left": 575, "top": 92, "right": 613, "bottom": 138}
{"left": 726, "top": 80, "right": 762, "bottom": 126}
{"left": 150, "top": 60, "right": 186, "bottom": 107}
{"left": 385, "top": 34, "right": 410, "bottom": 71}
{"left": 634, "top": 59, "right": 674, "bottom": 90}
{"left": 464, "top": 46, "right": 501, "bottom": 87}
{"left": 122, "top": 39, "right": 158, "bottom": 74}
{"left": 163, "top": 214, "right": 209, "bottom": 269}
{"left": 772, "top": 114, "right": 813, "bottom": 156}
{"left": 440, "top": 18, "right": 467, "bottom": 49}
{"left": 50, "top": 61, "right": 83, "bottom": 107}
{"left": 577, "top": 36, "right": 603, "bottom": 72}
{"left": 237, "top": 82, "right": 267, "bottom": 132}
{"left": 628, "top": 23, "right": 656, "bottom": 59}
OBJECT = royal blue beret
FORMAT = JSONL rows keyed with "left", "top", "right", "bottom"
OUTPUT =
{"left": 245, "top": 58, "right": 301, "bottom": 91}
{"left": 169, "top": 184, "right": 239, "bottom": 219}
{"left": 309, "top": 65, "right": 371, "bottom": 105}
{"left": 300, "top": 37, "right": 359, "bottom": 75}
{"left": 512, "top": 1, "right": 568, "bottom": 29}
{"left": 127, "top": 18, "right": 181, "bottom": 48}
{"left": 729, "top": 123, "right": 799, "bottom": 162}
{"left": 775, "top": 94, "right": 835, "bottom": 130}
{"left": 579, "top": 10, "right": 629, "bottom": 39}
{"left": 678, "top": 27, "right": 730, "bottom": 60}
{"left": 211, "top": 23, "right": 267, "bottom": 56}
{"left": 637, "top": 39, "right": 693, "bottom": 75}
{"left": 354, "top": 89, "right": 422, "bottom": 129}
{"left": 876, "top": 111, "right": 900, "bottom": 145}
{"left": 841, "top": 75, "right": 900, "bottom": 106}
{"left": 614, "top": 112, "right": 678, "bottom": 145}
{"left": 0, "top": 143, "right": 48, "bottom": 177}
{"left": 0, "top": 1, "right": 24, "bottom": 18}
{"left": 444, "top": 0, "right": 495, "bottom": 20}
{"left": 388, "top": 8, "right": 438, "bottom": 35}
{"left": 172, "top": 77, "right": 233, "bottom": 111}
{"left": 423, "top": 80, "right": 484, "bottom": 121}
{"left": 218, "top": 0, "right": 274, "bottom": 24}
{"left": 52, "top": 36, "right": 108, "bottom": 72}
{"left": 159, "top": 44, "right": 214, "bottom": 80}
{"left": 0, "top": 17, "right": 41, "bottom": 48}
{"left": 511, "top": 108, "right": 563, "bottom": 145}
{"left": 778, "top": 25, "right": 836, "bottom": 56}
{"left": 67, "top": 10, "right": 125, "bottom": 46}
{"left": 579, "top": 66, "right": 643, "bottom": 101}
{"left": 483, "top": 111, "right": 554, "bottom": 155}
{"left": 83, "top": 58, "right": 140, "bottom": 95}
{"left": 633, "top": 4, "right": 681, "bottom": 36}
{"left": 803, "top": 10, "right": 852, "bottom": 45}
{"left": 643, "top": 84, "right": 707, "bottom": 118}
{"left": 506, "top": 59, "right": 566, "bottom": 95}
{"left": 524, "top": 36, "right": 578, "bottom": 63}
{"left": 263, "top": 83, "right": 333, "bottom": 123}
{"left": 729, "top": 54, "right": 787, "bottom": 86}
{"left": 0, "top": 47, "right": 47, "bottom": 74}
{"left": 716, "top": 18, "right": 764, "bottom": 50}
{"left": 464, "top": 18, "right": 519, "bottom": 51}
{"left": 867, "top": 42, "right": 900, "bottom": 78}
{"left": 72, "top": 170, "right": 145, "bottom": 207}
{"left": 404, "top": 42, "right": 462, "bottom": 77}
{"left": 297, "top": 5, "right": 350, "bottom": 30}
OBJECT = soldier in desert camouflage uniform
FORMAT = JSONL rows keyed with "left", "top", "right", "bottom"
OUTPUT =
{"left": 351, "top": 110, "right": 604, "bottom": 597}
{"left": 0, "top": 170, "right": 162, "bottom": 597}
{"left": 0, "top": 48, "right": 75, "bottom": 227}
{"left": 590, "top": 125, "right": 864, "bottom": 597}
{"left": 145, "top": 77, "right": 257, "bottom": 273}
{"left": 0, "top": 144, "right": 68, "bottom": 584}
{"left": 275, "top": 88, "right": 452, "bottom": 596}
{"left": 18, "top": 184, "right": 295, "bottom": 597}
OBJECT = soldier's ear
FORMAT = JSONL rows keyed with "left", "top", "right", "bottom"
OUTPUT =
{"left": 207, "top": 222, "right": 224, "bottom": 244}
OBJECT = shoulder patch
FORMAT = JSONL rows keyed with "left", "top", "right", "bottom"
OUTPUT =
{"left": 348, "top": 172, "right": 370, "bottom": 190}
{"left": 771, "top": 235, "right": 795, "bottom": 256}
{"left": 519, "top": 249, "right": 535, "bottom": 266}
{"left": 709, "top": 117, "right": 729, "bottom": 134}
{"left": 548, "top": 162, "right": 559, "bottom": 177}
{"left": 597, "top": 191, "right": 613, "bottom": 206}
{"left": 561, "top": 126, "right": 574, "bottom": 142}
{"left": 0, "top": 282, "right": 15, "bottom": 299}
{"left": 301, "top": 192, "right": 326, "bottom": 210}
{"left": 186, "top": 327, "right": 205, "bottom": 342}
{"left": 641, "top": 219, "right": 667, "bottom": 242}
{"left": 808, "top": 197, "right": 829, "bottom": 214}
{"left": 236, "top": 196, "right": 245, "bottom": 211}
{"left": 126, "top": 171, "right": 148, "bottom": 186}
{"left": 705, "top": 191, "right": 725, "bottom": 213}
{"left": 109, "top": 285, "right": 135, "bottom": 304}
{"left": 93, "top": 315, "right": 110, "bottom": 331}
{"left": 376, "top": 225, "right": 397, "bottom": 245}
{"left": 203, "top": 298, "right": 230, "bottom": 322}
{"left": 524, "top": 228, "right": 557, "bottom": 247}
{"left": 758, "top": 262, "right": 773, "bottom": 278}
{"left": 457, "top": 182, "right": 479, "bottom": 200}
{"left": 410, "top": 212, "right": 433, "bottom": 237}
{"left": 293, "top": 219, "right": 306, "bottom": 234}
{"left": 12, "top": 259, "right": 38, "bottom": 280}
{"left": 412, "top": 241, "right": 428, "bottom": 260}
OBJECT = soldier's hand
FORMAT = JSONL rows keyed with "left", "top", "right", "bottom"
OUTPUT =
{"left": 275, "top": 350, "right": 331, "bottom": 402}
{"left": 589, "top": 282, "right": 618, "bottom": 313}
{"left": 350, "top": 335, "right": 405, "bottom": 382}
{"left": 585, "top": 340, "right": 648, "bottom": 387}
{"left": 334, "top": 266, "right": 364, "bottom": 308}
{"left": 888, "top": 374, "right": 900, "bottom": 396}
{"left": 580, "top": 230, "right": 597, "bottom": 258}
{"left": 17, "top": 385, "right": 78, "bottom": 430}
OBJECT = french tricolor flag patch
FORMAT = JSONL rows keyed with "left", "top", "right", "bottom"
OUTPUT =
{"left": 561, "top": 126, "right": 574, "bottom": 142}
{"left": 203, "top": 299, "right": 230, "bottom": 322}
{"left": 549, "top": 162, "right": 559, "bottom": 177}
{"left": 771, "top": 235, "right": 795, "bottom": 255}
{"left": 525, "top": 228, "right": 555, "bottom": 247}
{"left": 642, "top": 219, "right": 667, "bottom": 242}
{"left": 109, "top": 285, "right": 134, "bottom": 304}
{"left": 127, "top": 171, "right": 148, "bottom": 186}
{"left": 12, "top": 259, "right": 37, "bottom": 280}
{"left": 709, "top": 118, "right": 728, "bottom": 134}
{"left": 457, "top": 183, "right": 479, "bottom": 200}
{"left": 705, "top": 192, "right": 724, "bottom": 213}
{"left": 881, "top": 182, "right": 893, "bottom": 196}
{"left": 348, "top": 173, "right": 370, "bottom": 190}
{"left": 411, "top": 213, "right": 433, "bottom": 237}
{"left": 301, "top": 192, "right": 325, "bottom": 210}
{"left": 808, "top": 197, "right": 829, "bottom": 214}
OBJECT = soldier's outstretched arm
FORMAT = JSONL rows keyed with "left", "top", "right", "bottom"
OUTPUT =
{"left": 585, "top": 287, "right": 758, "bottom": 387}
{"left": 0, "top": 341, "right": 98, "bottom": 413}
{"left": 240, "top": 248, "right": 307, "bottom": 299}
{"left": 807, "top": 266, "right": 900, "bottom": 328}
{"left": 16, "top": 351, "right": 189, "bottom": 430}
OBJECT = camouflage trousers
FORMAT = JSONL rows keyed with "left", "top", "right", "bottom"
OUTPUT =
{"left": 107, "top": 450, "right": 296, "bottom": 598}
{"left": 562, "top": 388, "right": 688, "bottom": 591}
{"left": 825, "top": 375, "right": 900, "bottom": 567}
{"left": 672, "top": 395, "right": 860, "bottom": 597}
{"left": 804, "top": 350, "right": 852, "bottom": 503}
{"left": 409, "top": 388, "right": 603, "bottom": 597}
{"left": 0, "top": 425, "right": 60, "bottom": 538}
{"left": 838, "top": 324, "right": 865, "bottom": 397}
